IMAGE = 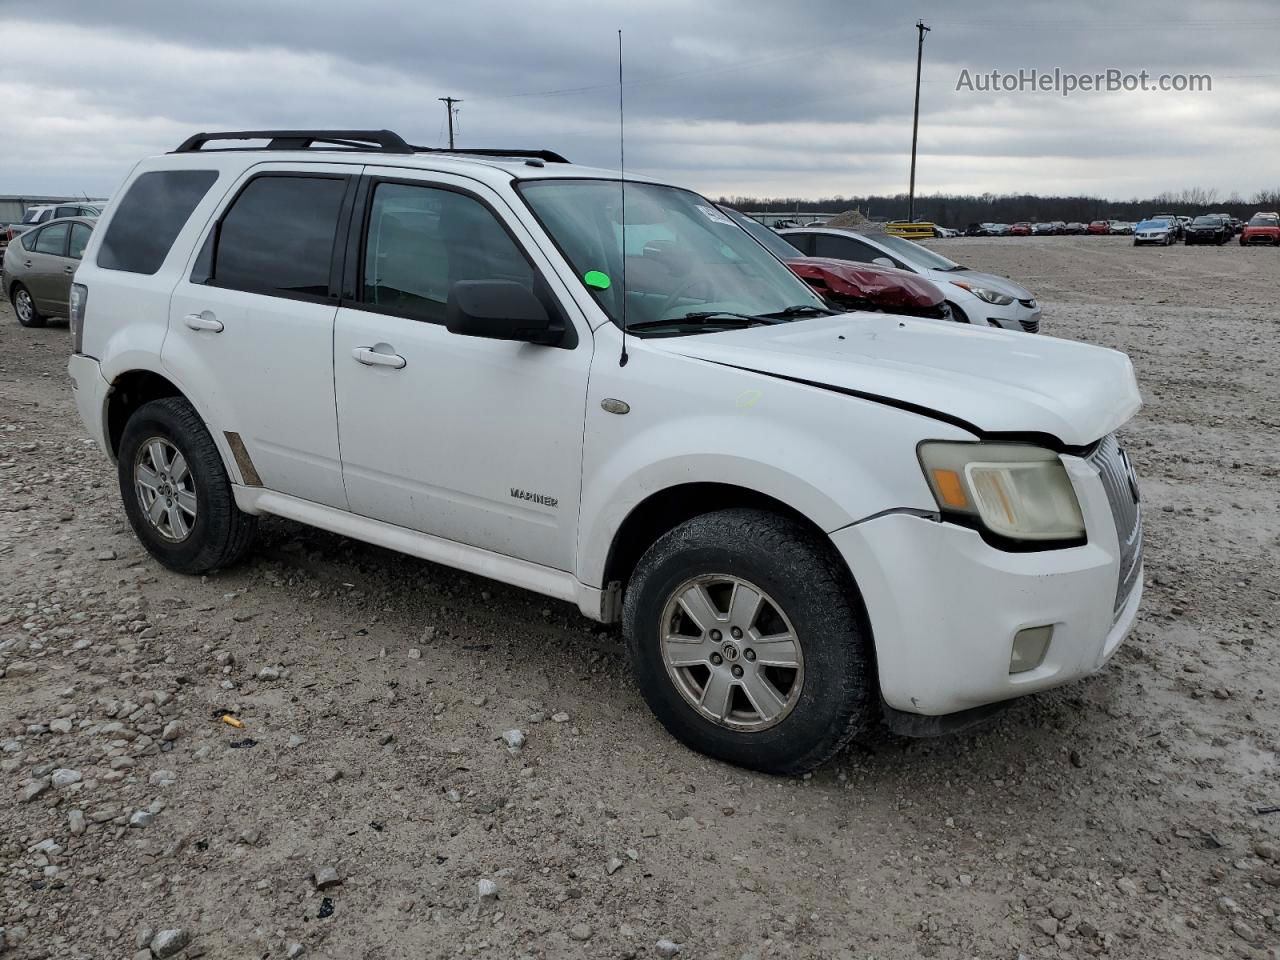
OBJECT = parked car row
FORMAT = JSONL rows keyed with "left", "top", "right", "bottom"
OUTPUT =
{"left": 43, "top": 128, "right": 1143, "bottom": 775}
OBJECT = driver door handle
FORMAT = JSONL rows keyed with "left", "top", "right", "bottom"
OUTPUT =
{"left": 184, "top": 312, "right": 224, "bottom": 333}
{"left": 352, "top": 346, "right": 407, "bottom": 369}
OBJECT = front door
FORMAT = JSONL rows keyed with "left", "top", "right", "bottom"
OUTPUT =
{"left": 26, "top": 221, "right": 72, "bottom": 312}
{"left": 333, "top": 174, "right": 591, "bottom": 571}
{"left": 164, "top": 164, "right": 359, "bottom": 509}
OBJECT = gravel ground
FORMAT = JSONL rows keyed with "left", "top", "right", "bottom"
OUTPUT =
{"left": 1, "top": 235, "right": 1278, "bottom": 960}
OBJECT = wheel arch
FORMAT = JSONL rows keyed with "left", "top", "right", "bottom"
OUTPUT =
{"left": 602, "top": 482, "right": 843, "bottom": 601}
{"left": 104, "top": 367, "right": 242, "bottom": 483}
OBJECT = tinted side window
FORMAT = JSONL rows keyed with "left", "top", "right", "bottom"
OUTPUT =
{"left": 69, "top": 223, "right": 92, "bottom": 260}
{"left": 55, "top": 206, "right": 79, "bottom": 219}
{"left": 814, "top": 233, "right": 879, "bottom": 264}
{"left": 98, "top": 169, "right": 218, "bottom": 275}
{"left": 362, "top": 182, "right": 533, "bottom": 323}
{"left": 213, "top": 176, "right": 347, "bottom": 298}
{"left": 784, "top": 232, "right": 813, "bottom": 255}
{"left": 34, "top": 222, "right": 70, "bottom": 256}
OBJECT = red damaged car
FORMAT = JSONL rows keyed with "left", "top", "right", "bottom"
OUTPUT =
{"left": 722, "top": 208, "right": 947, "bottom": 320}
{"left": 1240, "top": 212, "right": 1280, "bottom": 246}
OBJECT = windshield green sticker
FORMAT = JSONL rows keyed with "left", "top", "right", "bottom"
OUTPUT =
{"left": 583, "top": 270, "right": 611, "bottom": 290}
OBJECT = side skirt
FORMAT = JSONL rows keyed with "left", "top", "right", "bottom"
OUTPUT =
{"left": 232, "top": 486, "right": 610, "bottom": 622}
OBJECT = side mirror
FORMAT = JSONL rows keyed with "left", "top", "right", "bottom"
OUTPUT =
{"left": 446, "top": 280, "right": 563, "bottom": 346}
{"left": 872, "top": 256, "right": 895, "bottom": 268}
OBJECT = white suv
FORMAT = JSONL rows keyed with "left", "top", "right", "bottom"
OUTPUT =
{"left": 68, "top": 130, "right": 1143, "bottom": 774}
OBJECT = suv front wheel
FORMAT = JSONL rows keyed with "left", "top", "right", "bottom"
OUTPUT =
{"left": 117, "top": 397, "right": 258, "bottom": 574}
{"left": 623, "top": 508, "right": 873, "bottom": 775}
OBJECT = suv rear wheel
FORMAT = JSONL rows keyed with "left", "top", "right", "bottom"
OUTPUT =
{"left": 117, "top": 397, "right": 257, "bottom": 574}
{"left": 12, "top": 284, "right": 46, "bottom": 328}
{"left": 623, "top": 508, "right": 873, "bottom": 775}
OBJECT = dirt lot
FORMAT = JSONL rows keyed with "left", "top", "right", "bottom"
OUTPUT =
{"left": 2, "top": 235, "right": 1279, "bottom": 960}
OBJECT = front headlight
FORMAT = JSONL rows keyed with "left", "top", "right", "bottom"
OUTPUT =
{"left": 918, "top": 442, "right": 1085, "bottom": 542}
{"left": 949, "top": 281, "right": 1014, "bottom": 306}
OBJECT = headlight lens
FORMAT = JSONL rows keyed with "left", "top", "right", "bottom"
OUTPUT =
{"left": 949, "top": 281, "right": 1014, "bottom": 306}
{"left": 918, "top": 442, "right": 1085, "bottom": 541}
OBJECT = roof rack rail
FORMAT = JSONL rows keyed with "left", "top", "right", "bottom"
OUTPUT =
{"left": 172, "top": 130, "right": 414, "bottom": 154}
{"left": 170, "top": 130, "right": 570, "bottom": 164}
{"left": 408, "top": 145, "right": 570, "bottom": 164}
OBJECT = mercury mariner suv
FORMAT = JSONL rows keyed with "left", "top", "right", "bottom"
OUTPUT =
{"left": 67, "top": 130, "right": 1144, "bottom": 774}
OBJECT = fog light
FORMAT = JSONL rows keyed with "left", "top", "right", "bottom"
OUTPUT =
{"left": 1009, "top": 625, "right": 1053, "bottom": 674}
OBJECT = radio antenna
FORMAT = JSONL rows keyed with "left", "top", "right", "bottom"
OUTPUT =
{"left": 617, "top": 28, "right": 629, "bottom": 368}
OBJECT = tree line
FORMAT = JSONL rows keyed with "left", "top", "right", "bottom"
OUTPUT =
{"left": 716, "top": 187, "right": 1280, "bottom": 226}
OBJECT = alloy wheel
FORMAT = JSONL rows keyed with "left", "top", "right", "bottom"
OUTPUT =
{"left": 14, "top": 289, "right": 33, "bottom": 323}
{"left": 134, "top": 438, "right": 197, "bottom": 541}
{"left": 659, "top": 574, "right": 804, "bottom": 731}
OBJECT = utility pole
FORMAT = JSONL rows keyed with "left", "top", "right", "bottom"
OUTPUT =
{"left": 908, "top": 20, "right": 930, "bottom": 222}
{"left": 438, "top": 96, "right": 462, "bottom": 149}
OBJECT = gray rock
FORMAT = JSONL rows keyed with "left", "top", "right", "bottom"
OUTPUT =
{"left": 5, "top": 661, "right": 37, "bottom": 677}
{"left": 285, "top": 944, "right": 306, "bottom": 959}
{"left": 477, "top": 878, "right": 499, "bottom": 902}
{"left": 150, "top": 928, "right": 191, "bottom": 958}
{"left": 257, "top": 665, "right": 281, "bottom": 681}
{"left": 286, "top": 735, "right": 306, "bottom": 749}
{"left": 1231, "top": 918, "right": 1258, "bottom": 943}
{"left": 655, "top": 939, "right": 680, "bottom": 957}
{"left": 68, "top": 810, "right": 86, "bottom": 836}
{"left": 20, "top": 778, "right": 50, "bottom": 803}
{"left": 501, "top": 729, "right": 526, "bottom": 753}
{"left": 313, "top": 866, "right": 342, "bottom": 890}
{"left": 1114, "top": 877, "right": 1139, "bottom": 896}
{"left": 129, "top": 810, "right": 155, "bottom": 828}
{"left": 551, "top": 712, "right": 571, "bottom": 723}
{"left": 1034, "top": 918, "right": 1059, "bottom": 937}
{"left": 149, "top": 770, "right": 177, "bottom": 787}
{"left": 160, "top": 720, "right": 181, "bottom": 742}
{"left": 568, "top": 923, "right": 593, "bottom": 942}
{"left": 48, "top": 718, "right": 73, "bottom": 735}
{"left": 51, "top": 768, "right": 82, "bottom": 788}
{"left": 1048, "top": 899, "right": 1073, "bottom": 921}
{"left": 606, "top": 857, "right": 624, "bottom": 876}
{"left": 1254, "top": 841, "right": 1280, "bottom": 862}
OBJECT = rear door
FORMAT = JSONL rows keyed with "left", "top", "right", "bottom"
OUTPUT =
{"left": 26, "top": 222, "right": 72, "bottom": 312}
{"left": 164, "top": 164, "right": 359, "bottom": 509}
{"left": 331, "top": 172, "right": 591, "bottom": 571}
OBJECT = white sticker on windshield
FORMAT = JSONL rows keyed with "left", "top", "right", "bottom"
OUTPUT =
{"left": 696, "top": 204, "right": 734, "bottom": 226}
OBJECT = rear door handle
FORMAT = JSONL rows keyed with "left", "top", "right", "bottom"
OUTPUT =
{"left": 184, "top": 312, "right": 224, "bottom": 333}
{"left": 352, "top": 346, "right": 406, "bottom": 369}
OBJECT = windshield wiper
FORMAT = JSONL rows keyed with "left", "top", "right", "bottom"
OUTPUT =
{"left": 627, "top": 311, "right": 782, "bottom": 331}
{"left": 757, "top": 304, "right": 836, "bottom": 318}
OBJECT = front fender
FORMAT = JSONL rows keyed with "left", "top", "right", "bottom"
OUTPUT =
{"left": 575, "top": 344, "right": 974, "bottom": 588}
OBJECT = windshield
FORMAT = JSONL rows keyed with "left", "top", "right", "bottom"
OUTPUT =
{"left": 1249, "top": 214, "right": 1278, "bottom": 225}
{"left": 518, "top": 180, "right": 826, "bottom": 334}
{"left": 1191, "top": 216, "right": 1219, "bottom": 225}
{"left": 1138, "top": 219, "right": 1170, "bottom": 228}
{"left": 719, "top": 207, "right": 803, "bottom": 260}
{"left": 21, "top": 210, "right": 42, "bottom": 224}
{"left": 869, "top": 232, "right": 963, "bottom": 271}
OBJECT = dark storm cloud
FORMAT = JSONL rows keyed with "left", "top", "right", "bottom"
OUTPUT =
{"left": 1, "top": 0, "right": 1277, "bottom": 198}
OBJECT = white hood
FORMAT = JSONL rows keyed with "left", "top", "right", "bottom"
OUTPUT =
{"left": 651, "top": 314, "right": 1141, "bottom": 446}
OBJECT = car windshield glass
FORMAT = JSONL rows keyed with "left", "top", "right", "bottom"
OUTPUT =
{"left": 1249, "top": 215, "right": 1278, "bottom": 225}
{"left": 719, "top": 208, "right": 803, "bottom": 260}
{"left": 1191, "top": 217, "right": 1218, "bottom": 225}
{"left": 1138, "top": 220, "right": 1169, "bottom": 228}
{"left": 21, "top": 210, "right": 41, "bottom": 224}
{"left": 868, "top": 232, "right": 963, "bottom": 271}
{"left": 517, "top": 179, "right": 826, "bottom": 334}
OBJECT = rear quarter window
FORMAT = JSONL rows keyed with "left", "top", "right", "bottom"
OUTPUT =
{"left": 97, "top": 169, "right": 219, "bottom": 275}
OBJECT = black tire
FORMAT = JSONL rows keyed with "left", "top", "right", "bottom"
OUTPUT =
{"left": 944, "top": 300, "right": 970, "bottom": 324}
{"left": 11, "top": 284, "right": 46, "bottom": 328}
{"left": 117, "top": 397, "right": 257, "bottom": 574}
{"left": 623, "top": 508, "right": 874, "bottom": 775}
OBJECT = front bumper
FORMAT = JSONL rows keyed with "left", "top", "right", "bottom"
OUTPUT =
{"left": 982, "top": 297, "right": 1042, "bottom": 333}
{"left": 832, "top": 450, "right": 1141, "bottom": 717}
{"left": 68, "top": 353, "right": 111, "bottom": 455}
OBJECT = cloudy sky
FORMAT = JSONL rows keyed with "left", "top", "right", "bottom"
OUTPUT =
{"left": 2, "top": 0, "right": 1278, "bottom": 201}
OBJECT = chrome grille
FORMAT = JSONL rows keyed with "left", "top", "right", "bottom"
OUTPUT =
{"left": 1087, "top": 434, "right": 1143, "bottom": 617}
{"left": 1019, "top": 318, "right": 1040, "bottom": 333}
